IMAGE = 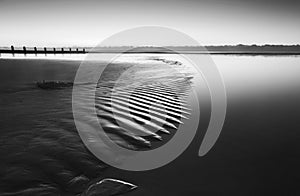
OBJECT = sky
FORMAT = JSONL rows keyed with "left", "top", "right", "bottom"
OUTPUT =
{"left": 0, "top": 0, "right": 299, "bottom": 47}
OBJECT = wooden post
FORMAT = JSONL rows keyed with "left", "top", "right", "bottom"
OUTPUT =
{"left": 23, "top": 46, "right": 27, "bottom": 54}
{"left": 83, "top": 48, "right": 86, "bottom": 53}
{"left": 44, "top": 47, "right": 47, "bottom": 54}
{"left": 11, "top": 45, "right": 14, "bottom": 54}
{"left": 61, "top": 48, "right": 64, "bottom": 53}
{"left": 53, "top": 48, "right": 56, "bottom": 54}
{"left": 69, "top": 48, "right": 72, "bottom": 53}
{"left": 76, "top": 48, "right": 79, "bottom": 53}
{"left": 34, "top": 47, "right": 37, "bottom": 53}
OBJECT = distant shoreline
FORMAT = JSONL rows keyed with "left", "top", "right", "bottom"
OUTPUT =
{"left": 1, "top": 45, "right": 300, "bottom": 55}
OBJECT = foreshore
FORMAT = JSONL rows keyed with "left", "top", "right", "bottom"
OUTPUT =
{"left": 0, "top": 55, "right": 300, "bottom": 195}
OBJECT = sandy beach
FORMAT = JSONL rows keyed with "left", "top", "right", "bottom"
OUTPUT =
{"left": 0, "top": 54, "right": 300, "bottom": 195}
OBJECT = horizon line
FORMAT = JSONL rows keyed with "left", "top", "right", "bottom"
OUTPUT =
{"left": 1, "top": 44, "right": 300, "bottom": 49}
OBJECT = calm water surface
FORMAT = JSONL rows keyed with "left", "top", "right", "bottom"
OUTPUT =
{"left": 0, "top": 54, "right": 299, "bottom": 195}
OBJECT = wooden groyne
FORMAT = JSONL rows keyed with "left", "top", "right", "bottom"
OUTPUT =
{"left": 0, "top": 46, "right": 86, "bottom": 55}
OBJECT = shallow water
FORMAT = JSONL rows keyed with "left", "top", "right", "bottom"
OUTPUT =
{"left": 0, "top": 54, "right": 300, "bottom": 195}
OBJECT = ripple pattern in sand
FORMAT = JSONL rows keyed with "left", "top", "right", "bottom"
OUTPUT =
{"left": 95, "top": 62, "right": 193, "bottom": 150}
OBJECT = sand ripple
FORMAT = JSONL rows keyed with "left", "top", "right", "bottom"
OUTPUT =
{"left": 95, "top": 61, "right": 193, "bottom": 150}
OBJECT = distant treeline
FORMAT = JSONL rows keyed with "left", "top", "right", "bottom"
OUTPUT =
{"left": 1, "top": 45, "right": 300, "bottom": 55}
{"left": 90, "top": 45, "right": 300, "bottom": 54}
{"left": 200, "top": 44, "right": 300, "bottom": 52}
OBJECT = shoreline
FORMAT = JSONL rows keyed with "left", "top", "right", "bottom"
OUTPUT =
{"left": 1, "top": 56, "right": 300, "bottom": 195}
{"left": 1, "top": 45, "right": 300, "bottom": 56}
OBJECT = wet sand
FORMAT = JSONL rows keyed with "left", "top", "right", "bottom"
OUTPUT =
{"left": 0, "top": 55, "right": 300, "bottom": 195}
